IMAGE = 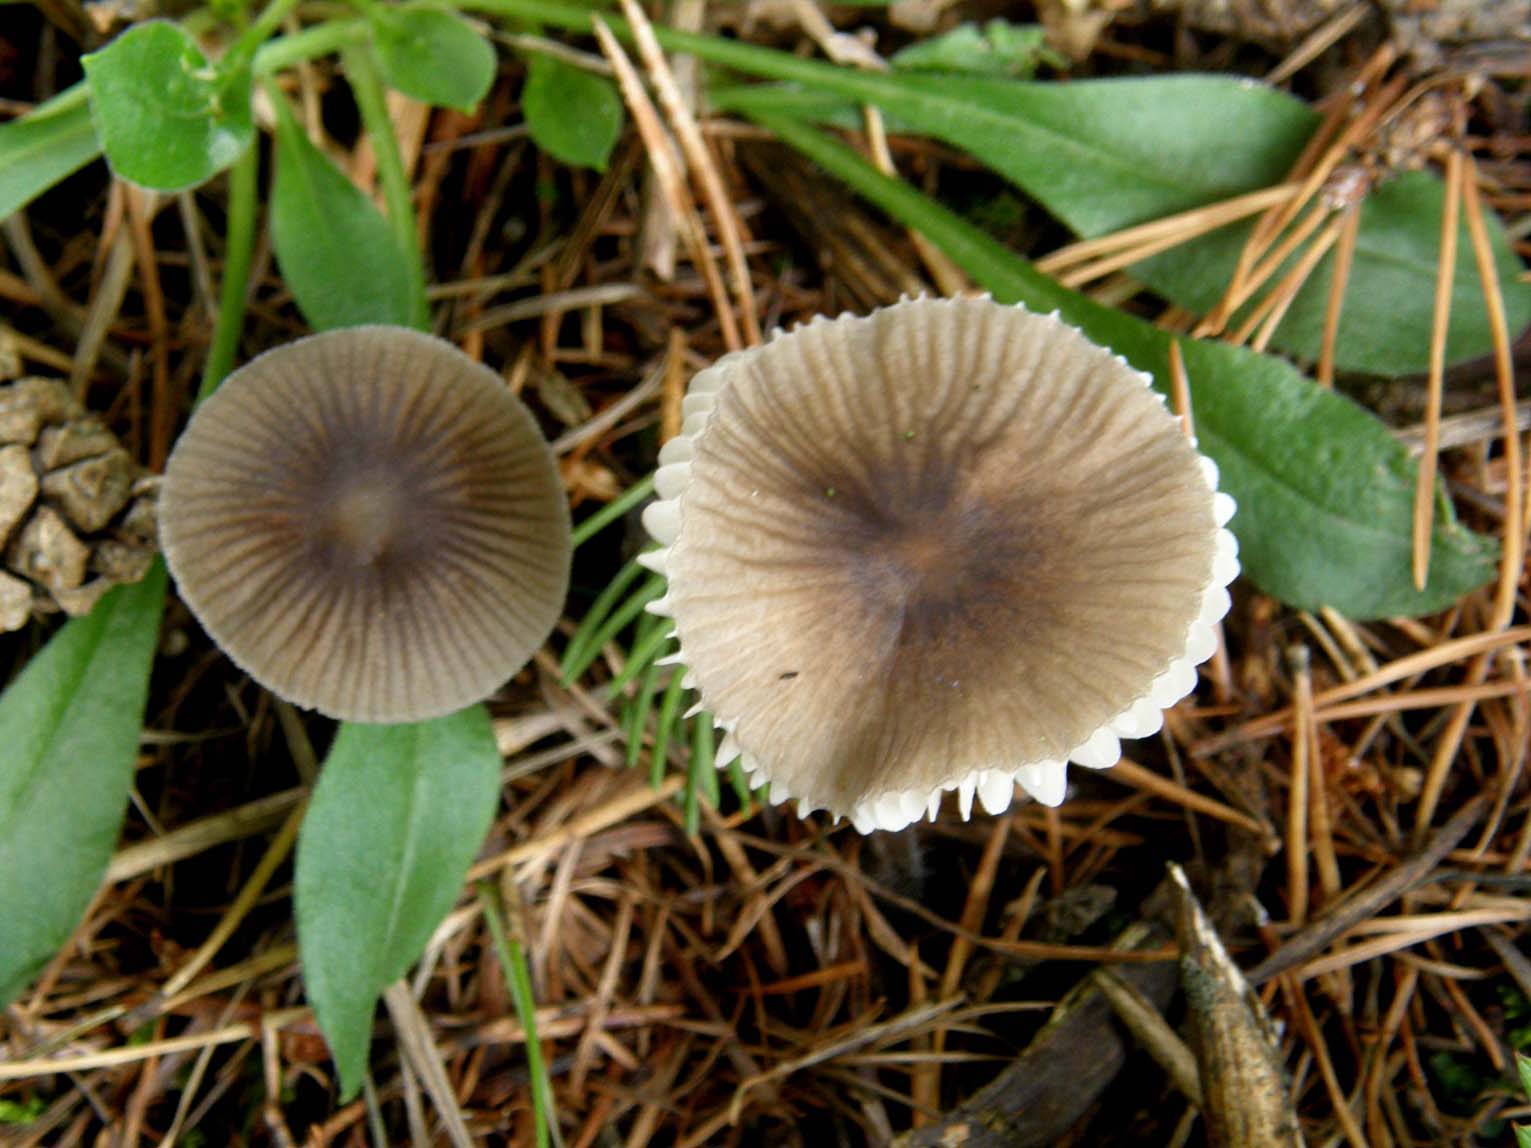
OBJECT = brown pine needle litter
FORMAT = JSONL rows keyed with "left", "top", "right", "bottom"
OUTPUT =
{"left": 3, "top": 4, "right": 1531, "bottom": 1147}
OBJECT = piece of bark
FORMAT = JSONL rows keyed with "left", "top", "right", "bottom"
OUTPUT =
{"left": 894, "top": 919, "right": 1178, "bottom": 1148}
{"left": 1169, "top": 864, "right": 1305, "bottom": 1148}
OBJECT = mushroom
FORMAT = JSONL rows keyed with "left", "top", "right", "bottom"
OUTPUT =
{"left": 160, "top": 326, "right": 571, "bottom": 723}
{"left": 642, "top": 297, "right": 1238, "bottom": 833}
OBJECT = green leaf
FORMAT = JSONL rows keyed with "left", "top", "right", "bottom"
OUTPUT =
{"left": 82, "top": 21, "right": 253, "bottom": 191}
{"left": 746, "top": 110, "right": 1497, "bottom": 619}
{"left": 295, "top": 709, "right": 501, "bottom": 1099}
{"left": 714, "top": 74, "right": 1314, "bottom": 238}
{"left": 269, "top": 90, "right": 414, "bottom": 331}
{"left": 0, "top": 84, "right": 102, "bottom": 222}
{"left": 890, "top": 20, "right": 1059, "bottom": 78}
{"left": 713, "top": 78, "right": 1531, "bottom": 376}
{"left": 0, "top": 564, "right": 167, "bottom": 1007}
{"left": 522, "top": 52, "right": 623, "bottom": 171}
{"left": 1130, "top": 170, "right": 1531, "bottom": 378}
{"left": 369, "top": 4, "right": 496, "bottom": 111}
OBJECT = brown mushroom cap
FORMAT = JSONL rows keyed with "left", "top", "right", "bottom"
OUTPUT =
{"left": 161, "top": 326, "right": 571, "bottom": 723}
{"left": 643, "top": 297, "right": 1238, "bottom": 832}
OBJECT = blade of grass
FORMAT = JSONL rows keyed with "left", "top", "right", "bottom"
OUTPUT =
{"left": 605, "top": 616, "right": 676, "bottom": 697}
{"left": 651, "top": 670, "right": 688, "bottom": 789}
{"left": 478, "top": 882, "right": 560, "bottom": 1148}
{"left": 687, "top": 715, "right": 717, "bottom": 833}
{"left": 562, "top": 572, "right": 666, "bottom": 684}
{"left": 727, "top": 759, "right": 754, "bottom": 810}
{"left": 626, "top": 652, "right": 668, "bottom": 769}
{"left": 560, "top": 554, "right": 650, "bottom": 681}
{"left": 569, "top": 475, "right": 655, "bottom": 548}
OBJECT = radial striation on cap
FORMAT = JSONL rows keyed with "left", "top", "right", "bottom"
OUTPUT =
{"left": 643, "top": 296, "right": 1239, "bottom": 833}
{"left": 161, "top": 326, "right": 571, "bottom": 723}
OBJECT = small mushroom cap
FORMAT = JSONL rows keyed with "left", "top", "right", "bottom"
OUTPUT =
{"left": 644, "top": 297, "right": 1238, "bottom": 832}
{"left": 161, "top": 326, "right": 571, "bottom": 723}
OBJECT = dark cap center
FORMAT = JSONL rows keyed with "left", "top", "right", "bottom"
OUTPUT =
{"left": 845, "top": 487, "right": 1053, "bottom": 640}
{"left": 326, "top": 479, "right": 406, "bottom": 567}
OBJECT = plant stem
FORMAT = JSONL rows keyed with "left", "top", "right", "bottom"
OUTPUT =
{"left": 340, "top": 42, "right": 430, "bottom": 330}
{"left": 198, "top": 141, "right": 260, "bottom": 400}
{"left": 252, "top": 18, "right": 368, "bottom": 75}
{"left": 226, "top": 0, "right": 306, "bottom": 69}
{"left": 456, "top": 0, "right": 868, "bottom": 86}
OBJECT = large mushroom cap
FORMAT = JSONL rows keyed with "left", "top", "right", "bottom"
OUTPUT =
{"left": 643, "top": 297, "right": 1238, "bottom": 833}
{"left": 161, "top": 326, "right": 571, "bottom": 723}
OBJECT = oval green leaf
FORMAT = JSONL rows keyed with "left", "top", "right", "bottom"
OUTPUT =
{"left": 522, "top": 52, "right": 623, "bottom": 171}
{"left": 295, "top": 708, "right": 501, "bottom": 1099}
{"left": 269, "top": 91, "right": 414, "bottom": 331}
{"left": 82, "top": 21, "right": 253, "bottom": 192}
{"left": 370, "top": 4, "right": 496, "bottom": 112}
{"left": 0, "top": 84, "right": 102, "bottom": 222}
{"left": 0, "top": 563, "right": 167, "bottom": 1006}
{"left": 747, "top": 110, "right": 1497, "bottom": 620}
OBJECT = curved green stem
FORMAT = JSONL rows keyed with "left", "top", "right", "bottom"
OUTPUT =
{"left": 340, "top": 42, "right": 429, "bottom": 329}
{"left": 252, "top": 18, "right": 368, "bottom": 75}
{"left": 198, "top": 140, "right": 259, "bottom": 400}
{"left": 226, "top": 0, "right": 306, "bottom": 69}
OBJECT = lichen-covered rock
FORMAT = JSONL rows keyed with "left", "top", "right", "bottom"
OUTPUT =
{"left": 0, "top": 377, "right": 159, "bottom": 631}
